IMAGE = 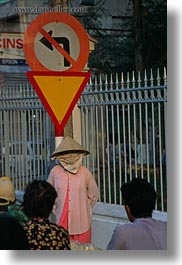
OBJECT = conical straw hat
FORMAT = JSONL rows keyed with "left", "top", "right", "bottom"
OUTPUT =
{"left": 50, "top": 136, "right": 89, "bottom": 159}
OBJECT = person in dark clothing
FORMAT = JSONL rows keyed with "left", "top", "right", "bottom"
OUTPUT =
{"left": 0, "top": 213, "right": 29, "bottom": 250}
{"left": 0, "top": 176, "right": 28, "bottom": 225}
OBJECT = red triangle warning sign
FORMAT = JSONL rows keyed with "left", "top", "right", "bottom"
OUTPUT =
{"left": 27, "top": 71, "right": 91, "bottom": 132}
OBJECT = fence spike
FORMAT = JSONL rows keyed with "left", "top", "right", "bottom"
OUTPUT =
{"left": 132, "top": 71, "right": 135, "bottom": 88}
{"left": 163, "top": 67, "right": 167, "bottom": 85}
{"left": 157, "top": 68, "right": 161, "bottom": 86}
{"left": 126, "top": 72, "right": 130, "bottom": 88}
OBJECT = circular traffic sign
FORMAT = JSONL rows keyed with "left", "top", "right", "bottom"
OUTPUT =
{"left": 23, "top": 12, "right": 90, "bottom": 72}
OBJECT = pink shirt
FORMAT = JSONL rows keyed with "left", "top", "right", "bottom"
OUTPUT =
{"left": 47, "top": 164, "right": 99, "bottom": 235}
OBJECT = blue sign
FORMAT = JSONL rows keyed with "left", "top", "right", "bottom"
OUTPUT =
{"left": 0, "top": 59, "right": 27, "bottom": 65}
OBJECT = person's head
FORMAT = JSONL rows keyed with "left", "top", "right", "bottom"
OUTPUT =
{"left": 0, "top": 176, "right": 16, "bottom": 211}
{"left": 50, "top": 136, "right": 89, "bottom": 174}
{"left": 22, "top": 180, "right": 57, "bottom": 219}
{"left": 0, "top": 213, "right": 29, "bottom": 250}
{"left": 121, "top": 178, "right": 156, "bottom": 221}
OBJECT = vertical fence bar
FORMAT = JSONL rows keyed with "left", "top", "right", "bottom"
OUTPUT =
{"left": 100, "top": 80, "right": 106, "bottom": 203}
{"left": 157, "top": 68, "right": 164, "bottom": 211}
{"left": 110, "top": 74, "right": 117, "bottom": 203}
{"left": 121, "top": 72, "right": 127, "bottom": 183}
{"left": 150, "top": 71, "right": 157, "bottom": 207}
{"left": 138, "top": 78, "right": 144, "bottom": 178}
{"left": 95, "top": 104, "right": 101, "bottom": 200}
{"left": 105, "top": 74, "right": 111, "bottom": 203}
{"left": 144, "top": 70, "right": 150, "bottom": 182}
{"left": 132, "top": 71, "right": 138, "bottom": 178}
{"left": 115, "top": 73, "right": 122, "bottom": 204}
{"left": 126, "top": 72, "right": 131, "bottom": 179}
{"left": 163, "top": 67, "right": 167, "bottom": 211}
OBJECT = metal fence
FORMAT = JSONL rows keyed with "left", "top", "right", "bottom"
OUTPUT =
{"left": 79, "top": 68, "right": 167, "bottom": 212}
{"left": 0, "top": 79, "right": 53, "bottom": 190}
{"left": 0, "top": 68, "right": 167, "bottom": 212}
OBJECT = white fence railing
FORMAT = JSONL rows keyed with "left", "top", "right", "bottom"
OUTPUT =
{"left": 79, "top": 68, "right": 167, "bottom": 212}
{"left": 0, "top": 80, "right": 53, "bottom": 190}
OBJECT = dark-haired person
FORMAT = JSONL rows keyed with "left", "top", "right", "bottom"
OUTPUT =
{"left": 107, "top": 178, "right": 167, "bottom": 250}
{"left": 0, "top": 214, "right": 29, "bottom": 250}
{"left": 22, "top": 180, "right": 71, "bottom": 250}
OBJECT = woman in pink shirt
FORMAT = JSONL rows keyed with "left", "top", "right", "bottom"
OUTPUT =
{"left": 48, "top": 136, "right": 99, "bottom": 244}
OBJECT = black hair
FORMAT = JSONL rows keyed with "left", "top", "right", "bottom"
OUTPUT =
{"left": 22, "top": 180, "right": 57, "bottom": 219}
{"left": 0, "top": 213, "right": 29, "bottom": 250}
{"left": 121, "top": 178, "right": 156, "bottom": 218}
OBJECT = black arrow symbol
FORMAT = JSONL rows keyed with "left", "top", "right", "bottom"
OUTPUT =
{"left": 39, "top": 30, "right": 70, "bottom": 67}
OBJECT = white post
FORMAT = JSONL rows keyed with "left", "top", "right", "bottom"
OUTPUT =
{"left": 54, "top": 127, "right": 64, "bottom": 148}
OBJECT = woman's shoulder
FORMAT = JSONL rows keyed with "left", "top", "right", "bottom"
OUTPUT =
{"left": 50, "top": 164, "right": 64, "bottom": 173}
{"left": 49, "top": 221, "right": 69, "bottom": 235}
{"left": 79, "top": 165, "right": 92, "bottom": 174}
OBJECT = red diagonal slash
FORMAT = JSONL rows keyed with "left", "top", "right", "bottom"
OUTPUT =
{"left": 39, "top": 27, "right": 76, "bottom": 66}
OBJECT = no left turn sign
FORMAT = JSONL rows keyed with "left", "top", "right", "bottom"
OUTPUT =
{"left": 23, "top": 12, "right": 90, "bottom": 72}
